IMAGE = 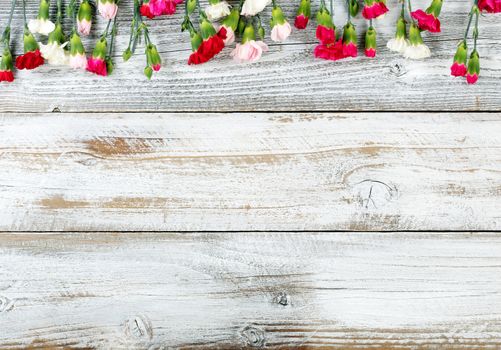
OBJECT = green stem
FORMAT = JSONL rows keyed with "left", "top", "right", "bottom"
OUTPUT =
{"left": 345, "top": 0, "right": 350, "bottom": 22}
{"left": 108, "top": 15, "right": 119, "bottom": 57}
{"left": 22, "top": 0, "right": 28, "bottom": 28}
{"left": 2, "top": 0, "right": 16, "bottom": 45}
{"left": 56, "top": 0, "right": 63, "bottom": 23}
{"left": 473, "top": 7, "right": 479, "bottom": 50}
{"left": 406, "top": 0, "right": 416, "bottom": 24}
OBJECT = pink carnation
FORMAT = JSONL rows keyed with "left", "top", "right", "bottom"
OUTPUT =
{"left": 87, "top": 57, "right": 107, "bottom": 76}
{"left": 450, "top": 62, "right": 467, "bottom": 77}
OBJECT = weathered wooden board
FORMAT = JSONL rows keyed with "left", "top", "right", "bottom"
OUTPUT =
{"left": 1, "top": 112, "right": 499, "bottom": 231}
{"left": 1, "top": 0, "right": 500, "bottom": 112}
{"left": 1, "top": 232, "right": 500, "bottom": 349}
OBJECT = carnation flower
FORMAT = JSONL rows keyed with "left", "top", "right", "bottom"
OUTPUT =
{"left": 450, "top": 40, "right": 468, "bottom": 77}
{"left": 146, "top": 44, "right": 162, "bottom": 72}
{"left": 411, "top": 0, "right": 442, "bottom": 33}
{"left": 466, "top": 49, "right": 480, "bottom": 84}
{"left": 39, "top": 23, "right": 69, "bottom": 66}
{"left": 403, "top": 23, "right": 430, "bottom": 59}
{"left": 98, "top": 0, "right": 118, "bottom": 20}
{"left": 315, "top": 5, "right": 336, "bottom": 45}
{"left": 342, "top": 22, "right": 358, "bottom": 58}
{"left": 478, "top": 0, "right": 501, "bottom": 13}
{"left": 0, "top": 47, "right": 14, "bottom": 83}
{"left": 241, "top": 0, "right": 272, "bottom": 16}
{"left": 205, "top": 0, "right": 231, "bottom": 21}
{"left": 87, "top": 37, "right": 108, "bottom": 76}
{"left": 362, "top": 0, "right": 388, "bottom": 20}
{"left": 314, "top": 39, "right": 345, "bottom": 61}
{"left": 387, "top": 15, "right": 408, "bottom": 53}
{"left": 77, "top": 0, "right": 93, "bottom": 36}
{"left": 15, "top": 31, "right": 45, "bottom": 70}
{"left": 28, "top": 0, "right": 56, "bottom": 35}
{"left": 348, "top": 0, "right": 360, "bottom": 17}
{"left": 365, "top": 26, "right": 377, "bottom": 58}
{"left": 231, "top": 23, "right": 268, "bottom": 63}
{"left": 270, "top": 5, "right": 292, "bottom": 42}
{"left": 295, "top": 0, "right": 311, "bottom": 29}
{"left": 217, "top": 7, "right": 240, "bottom": 45}
{"left": 69, "top": 32, "right": 87, "bottom": 69}
{"left": 188, "top": 19, "right": 227, "bottom": 65}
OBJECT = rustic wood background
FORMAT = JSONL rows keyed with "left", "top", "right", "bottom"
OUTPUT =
{"left": 1, "top": 0, "right": 500, "bottom": 349}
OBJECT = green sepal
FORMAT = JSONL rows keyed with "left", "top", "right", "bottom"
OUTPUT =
{"left": 144, "top": 66, "right": 153, "bottom": 79}
{"left": 106, "top": 57, "right": 114, "bottom": 74}
{"left": 258, "top": 25, "right": 265, "bottom": 40}
{"left": 316, "top": 7, "right": 334, "bottom": 29}
{"left": 271, "top": 6, "right": 286, "bottom": 27}
{"left": 453, "top": 40, "right": 467, "bottom": 65}
{"left": 297, "top": 0, "right": 311, "bottom": 17}
{"left": 349, "top": 0, "right": 360, "bottom": 17}
{"left": 187, "top": 0, "right": 197, "bottom": 15}
{"left": 208, "top": 0, "right": 220, "bottom": 4}
{"left": 467, "top": 50, "right": 480, "bottom": 75}
{"left": 237, "top": 17, "right": 246, "bottom": 35}
{"left": 123, "top": 47, "right": 132, "bottom": 61}
{"left": 222, "top": 8, "right": 240, "bottom": 31}
{"left": 364, "top": 0, "right": 375, "bottom": 6}
{"left": 408, "top": 23, "right": 424, "bottom": 45}
{"left": 0, "top": 46, "right": 13, "bottom": 71}
{"left": 48, "top": 23, "right": 66, "bottom": 45}
{"left": 242, "top": 23, "right": 256, "bottom": 44}
{"left": 426, "top": 0, "right": 443, "bottom": 17}
{"left": 78, "top": 0, "right": 92, "bottom": 21}
{"left": 23, "top": 30, "right": 40, "bottom": 53}
{"left": 146, "top": 44, "right": 161, "bottom": 67}
{"left": 395, "top": 16, "right": 406, "bottom": 39}
{"left": 365, "top": 26, "right": 377, "bottom": 50}
{"left": 343, "top": 22, "right": 357, "bottom": 45}
{"left": 37, "top": 0, "right": 51, "bottom": 20}
{"left": 200, "top": 18, "right": 216, "bottom": 40}
{"left": 70, "top": 32, "right": 85, "bottom": 55}
{"left": 92, "top": 37, "right": 108, "bottom": 59}
{"left": 190, "top": 31, "right": 203, "bottom": 51}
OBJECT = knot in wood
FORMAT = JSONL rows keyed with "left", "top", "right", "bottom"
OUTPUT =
{"left": 389, "top": 60, "right": 408, "bottom": 77}
{"left": 124, "top": 315, "right": 153, "bottom": 341}
{"left": 353, "top": 179, "right": 398, "bottom": 210}
{"left": 273, "top": 292, "right": 290, "bottom": 306}
{"left": 0, "top": 295, "right": 14, "bottom": 312}
{"left": 241, "top": 325, "right": 265, "bottom": 347}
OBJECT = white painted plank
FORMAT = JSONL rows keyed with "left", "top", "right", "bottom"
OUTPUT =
{"left": 1, "top": 232, "right": 500, "bottom": 349}
{"left": 0, "top": 0, "right": 500, "bottom": 111}
{"left": 0, "top": 112, "right": 499, "bottom": 231}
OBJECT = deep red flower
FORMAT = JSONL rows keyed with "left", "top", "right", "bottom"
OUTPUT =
{"left": 87, "top": 57, "right": 107, "bottom": 76}
{"left": 316, "top": 25, "right": 335, "bottom": 45}
{"left": 362, "top": 2, "right": 388, "bottom": 19}
{"left": 412, "top": 9, "right": 441, "bottom": 32}
{"left": 478, "top": 0, "right": 501, "bottom": 12}
{"left": 365, "top": 48, "right": 376, "bottom": 58}
{"left": 15, "top": 49, "right": 44, "bottom": 70}
{"left": 0, "top": 70, "right": 14, "bottom": 82}
{"left": 466, "top": 73, "right": 479, "bottom": 84}
{"left": 188, "top": 27, "right": 227, "bottom": 65}
{"left": 450, "top": 62, "right": 467, "bottom": 77}
{"left": 295, "top": 14, "right": 309, "bottom": 29}
{"left": 314, "top": 39, "right": 345, "bottom": 61}
{"left": 140, "top": 3, "right": 155, "bottom": 18}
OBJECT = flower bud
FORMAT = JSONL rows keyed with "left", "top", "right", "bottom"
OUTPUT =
{"left": 295, "top": 0, "right": 311, "bottom": 29}
{"left": 342, "top": 22, "right": 358, "bottom": 58}
{"left": 37, "top": 0, "right": 51, "bottom": 20}
{"left": 237, "top": 18, "right": 246, "bottom": 35}
{"left": 146, "top": 44, "right": 162, "bottom": 71}
{"left": 466, "top": 50, "right": 480, "bottom": 84}
{"left": 78, "top": 0, "right": 93, "bottom": 36}
{"left": 70, "top": 32, "right": 85, "bottom": 56}
{"left": 144, "top": 66, "right": 153, "bottom": 79}
{"left": 106, "top": 57, "right": 114, "bottom": 75}
{"left": 258, "top": 25, "right": 265, "bottom": 40}
{"left": 426, "top": 0, "right": 443, "bottom": 17}
{"left": 450, "top": 40, "right": 467, "bottom": 77}
{"left": 349, "top": 0, "right": 360, "bottom": 17}
{"left": 365, "top": 26, "right": 377, "bottom": 58}
{"left": 187, "top": 0, "right": 197, "bottom": 14}
{"left": 242, "top": 23, "right": 256, "bottom": 44}
{"left": 92, "top": 37, "right": 108, "bottom": 60}
{"left": 123, "top": 47, "right": 132, "bottom": 61}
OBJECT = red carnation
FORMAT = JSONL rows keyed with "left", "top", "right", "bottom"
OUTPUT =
{"left": 0, "top": 70, "right": 14, "bottom": 82}
{"left": 316, "top": 25, "right": 335, "bottom": 45}
{"left": 412, "top": 9, "right": 441, "bottom": 32}
{"left": 365, "top": 48, "right": 376, "bottom": 58}
{"left": 478, "top": 0, "right": 501, "bottom": 12}
{"left": 314, "top": 39, "right": 345, "bottom": 61}
{"left": 295, "top": 14, "right": 309, "bottom": 29}
{"left": 188, "top": 25, "right": 226, "bottom": 65}
{"left": 451, "top": 62, "right": 467, "bottom": 77}
{"left": 362, "top": 1, "right": 388, "bottom": 19}
{"left": 15, "top": 49, "right": 44, "bottom": 70}
{"left": 140, "top": 3, "right": 155, "bottom": 18}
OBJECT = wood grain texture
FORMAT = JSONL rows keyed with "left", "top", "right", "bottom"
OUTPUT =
{"left": 1, "top": 232, "right": 500, "bottom": 349}
{"left": 0, "top": 0, "right": 500, "bottom": 112}
{"left": 1, "top": 112, "right": 500, "bottom": 231}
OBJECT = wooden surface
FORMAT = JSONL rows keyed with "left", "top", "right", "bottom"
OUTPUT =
{"left": 0, "top": 0, "right": 500, "bottom": 112}
{"left": 1, "top": 0, "right": 501, "bottom": 348}
{"left": 1, "top": 232, "right": 501, "bottom": 349}
{"left": 1, "top": 112, "right": 500, "bottom": 231}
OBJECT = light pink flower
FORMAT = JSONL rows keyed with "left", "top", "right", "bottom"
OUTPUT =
{"left": 98, "top": 1, "right": 118, "bottom": 20}
{"left": 231, "top": 40, "right": 268, "bottom": 63}
{"left": 213, "top": 23, "right": 235, "bottom": 45}
{"left": 70, "top": 53, "right": 88, "bottom": 69}
{"left": 77, "top": 18, "right": 92, "bottom": 36}
{"left": 271, "top": 22, "right": 292, "bottom": 42}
